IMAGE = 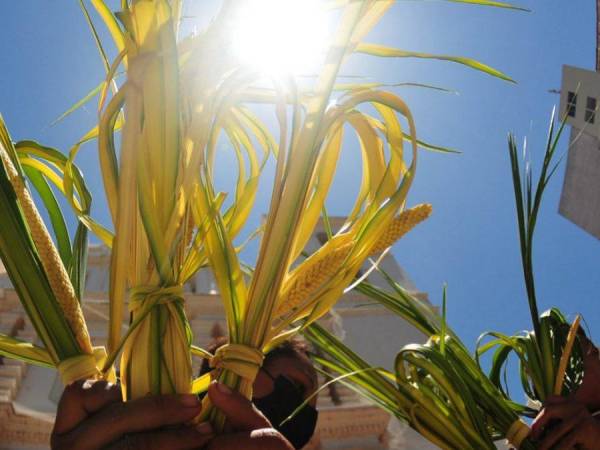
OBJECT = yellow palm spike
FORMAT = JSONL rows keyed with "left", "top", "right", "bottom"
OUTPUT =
{"left": 369, "top": 204, "right": 432, "bottom": 255}
{"left": 275, "top": 242, "right": 353, "bottom": 318}
{"left": 0, "top": 146, "right": 92, "bottom": 354}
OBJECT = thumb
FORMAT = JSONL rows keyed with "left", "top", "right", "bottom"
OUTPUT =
{"left": 208, "top": 381, "right": 271, "bottom": 431}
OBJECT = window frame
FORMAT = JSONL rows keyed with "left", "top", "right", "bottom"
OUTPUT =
{"left": 585, "top": 96, "right": 596, "bottom": 124}
{"left": 567, "top": 91, "right": 577, "bottom": 118}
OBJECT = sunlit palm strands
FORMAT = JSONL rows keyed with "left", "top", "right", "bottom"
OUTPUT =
{"left": 0, "top": 0, "right": 524, "bottom": 438}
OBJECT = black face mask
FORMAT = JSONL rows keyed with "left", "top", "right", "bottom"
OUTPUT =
{"left": 253, "top": 373, "right": 318, "bottom": 449}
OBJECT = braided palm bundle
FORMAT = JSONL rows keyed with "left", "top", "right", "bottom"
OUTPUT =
{"left": 81, "top": 0, "right": 273, "bottom": 400}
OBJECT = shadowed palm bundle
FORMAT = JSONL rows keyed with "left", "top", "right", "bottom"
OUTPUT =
{"left": 304, "top": 280, "right": 537, "bottom": 450}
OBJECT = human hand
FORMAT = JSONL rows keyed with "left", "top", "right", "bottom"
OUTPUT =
{"left": 530, "top": 395, "right": 600, "bottom": 450}
{"left": 574, "top": 337, "right": 600, "bottom": 412}
{"left": 204, "top": 381, "right": 295, "bottom": 450}
{"left": 51, "top": 379, "right": 214, "bottom": 450}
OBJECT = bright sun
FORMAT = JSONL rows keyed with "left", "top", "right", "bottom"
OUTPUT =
{"left": 231, "top": 0, "right": 330, "bottom": 75}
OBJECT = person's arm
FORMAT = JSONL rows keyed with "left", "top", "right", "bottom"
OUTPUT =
{"left": 51, "top": 379, "right": 213, "bottom": 450}
{"left": 530, "top": 395, "right": 600, "bottom": 450}
{"left": 206, "top": 381, "right": 295, "bottom": 450}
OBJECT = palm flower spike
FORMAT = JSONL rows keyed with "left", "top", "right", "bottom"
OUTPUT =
{"left": 0, "top": 117, "right": 114, "bottom": 386}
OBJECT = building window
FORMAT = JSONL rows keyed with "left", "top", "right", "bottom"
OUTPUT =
{"left": 585, "top": 96, "right": 596, "bottom": 124}
{"left": 567, "top": 91, "right": 577, "bottom": 118}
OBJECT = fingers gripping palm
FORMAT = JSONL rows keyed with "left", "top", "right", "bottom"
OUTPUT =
{"left": 51, "top": 380, "right": 293, "bottom": 450}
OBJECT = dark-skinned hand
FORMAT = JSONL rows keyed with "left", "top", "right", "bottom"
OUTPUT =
{"left": 204, "top": 381, "right": 295, "bottom": 450}
{"left": 51, "top": 379, "right": 294, "bottom": 450}
{"left": 51, "top": 379, "right": 213, "bottom": 450}
{"left": 530, "top": 395, "right": 600, "bottom": 450}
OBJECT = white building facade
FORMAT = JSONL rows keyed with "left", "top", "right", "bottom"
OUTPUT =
{"left": 558, "top": 65, "right": 600, "bottom": 240}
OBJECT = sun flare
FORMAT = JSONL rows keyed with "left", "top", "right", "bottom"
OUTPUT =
{"left": 231, "top": 0, "right": 330, "bottom": 75}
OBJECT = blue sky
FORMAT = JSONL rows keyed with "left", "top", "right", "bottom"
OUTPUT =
{"left": 1, "top": 1, "right": 598, "bottom": 381}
